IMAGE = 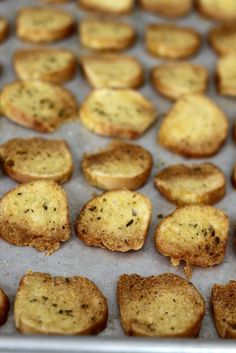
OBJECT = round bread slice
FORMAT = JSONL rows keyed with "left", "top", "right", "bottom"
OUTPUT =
{"left": 0, "top": 81, "right": 78, "bottom": 133}
{"left": 13, "top": 48, "right": 77, "bottom": 83}
{"left": 209, "top": 24, "right": 236, "bottom": 56}
{"left": 139, "top": 0, "right": 192, "bottom": 18}
{"left": 79, "top": 19, "right": 136, "bottom": 51}
{"left": 80, "top": 55, "right": 144, "bottom": 89}
{"left": 154, "top": 163, "right": 226, "bottom": 206}
{"left": 16, "top": 7, "right": 75, "bottom": 43}
{"left": 0, "top": 288, "right": 10, "bottom": 326}
{"left": 82, "top": 141, "right": 153, "bottom": 190}
{"left": 151, "top": 63, "right": 208, "bottom": 101}
{"left": 0, "top": 180, "right": 71, "bottom": 254}
{"left": 14, "top": 271, "right": 108, "bottom": 335}
{"left": 0, "top": 138, "right": 73, "bottom": 184}
{"left": 80, "top": 88, "right": 157, "bottom": 139}
{"left": 79, "top": 0, "right": 134, "bottom": 14}
{"left": 158, "top": 94, "right": 228, "bottom": 158}
{"left": 216, "top": 53, "right": 236, "bottom": 97}
{"left": 155, "top": 205, "right": 229, "bottom": 269}
{"left": 146, "top": 24, "right": 201, "bottom": 60}
{"left": 197, "top": 0, "right": 236, "bottom": 22}
{"left": 117, "top": 273, "right": 205, "bottom": 337}
{"left": 76, "top": 189, "right": 152, "bottom": 252}
{"left": 0, "top": 17, "right": 9, "bottom": 43}
{"left": 211, "top": 281, "right": 236, "bottom": 338}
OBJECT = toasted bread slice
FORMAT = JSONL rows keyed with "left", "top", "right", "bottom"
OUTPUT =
{"left": 0, "top": 288, "right": 10, "bottom": 326}
{"left": 80, "top": 55, "right": 144, "bottom": 89}
{"left": 82, "top": 141, "right": 153, "bottom": 190}
{"left": 13, "top": 48, "right": 77, "bottom": 84}
{"left": 80, "top": 88, "right": 157, "bottom": 139}
{"left": 197, "top": 0, "right": 236, "bottom": 22}
{"left": 211, "top": 281, "right": 236, "bottom": 338}
{"left": 231, "top": 163, "right": 236, "bottom": 189}
{"left": 0, "top": 81, "right": 78, "bottom": 133}
{"left": 217, "top": 53, "right": 236, "bottom": 97}
{"left": 16, "top": 7, "right": 75, "bottom": 43}
{"left": 139, "top": 0, "right": 192, "bottom": 18}
{"left": 146, "top": 24, "right": 201, "bottom": 60}
{"left": 158, "top": 94, "right": 228, "bottom": 158}
{"left": 0, "top": 138, "right": 73, "bottom": 184}
{"left": 118, "top": 273, "right": 205, "bottom": 337}
{"left": 79, "top": 19, "right": 136, "bottom": 51}
{"left": 76, "top": 189, "right": 152, "bottom": 252}
{"left": 79, "top": 0, "right": 134, "bottom": 14}
{"left": 0, "top": 180, "right": 70, "bottom": 254}
{"left": 151, "top": 63, "right": 208, "bottom": 101}
{"left": 14, "top": 271, "right": 108, "bottom": 335}
{"left": 209, "top": 24, "right": 236, "bottom": 56}
{"left": 154, "top": 163, "right": 226, "bottom": 206}
{"left": 155, "top": 205, "right": 229, "bottom": 270}
{"left": 0, "top": 17, "right": 9, "bottom": 43}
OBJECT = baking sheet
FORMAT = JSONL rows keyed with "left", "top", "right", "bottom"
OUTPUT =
{"left": 0, "top": 0, "right": 236, "bottom": 352}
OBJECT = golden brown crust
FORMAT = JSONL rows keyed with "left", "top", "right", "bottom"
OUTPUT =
{"left": 209, "top": 24, "right": 236, "bottom": 56}
{"left": 197, "top": 0, "right": 236, "bottom": 22}
{"left": 216, "top": 53, "right": 236, "bottom": 97}
{"left": 79, "top": 0, "right": 134, "bottom": 15}
{"left": 0, "top": 288, "right": 10, "bottom": 326}
{"left": 139, "top": 0, "right": 192, "bottom": 18}
{"left": 117, "top": 273, "right": 205, "bottom": 337}
{"left": 14, "top": 271, "right": 108, "bottom": 335}
{"left": 0, "top": 17, "right": 9, "bottom": 43}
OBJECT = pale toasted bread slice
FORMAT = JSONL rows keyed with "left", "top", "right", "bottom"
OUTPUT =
{"left": 158, "top": 94, "right": 228, "bottom": 158}
{"left": 80, "top": 55, "right": 144, "bottom": 89}
{"left": 80, "top": 88, "right": 157, "bottom": 139}
{"left": 79, "top": 0, "right": 134, "bottom": 14}
{"left": 209, "top": 24, "right": 236, "bottom": 56}
{"left": 217, "top": 53, "right": 236, "bottom": 97}
{"left": 16, "top": 7, "right": 75, "bottom": 43}
{"left": 151, "top": 63, "right": 208, "bottom": 100}
{"left": 140, "top": 0, "right": 192, "bottom": 18}
{"left": 14, "top": 271, "right": 108, "bottom": 335}
{"left": 79, "top": 19, "right": 136, "bottom": 51}
{"left": 82, "top": 141, "right": 153, "bottom": 190}
{"left": 0, "top": 288, "right": 9, "bottom": 326}
{"left": 14, "top": 48, "right": 77, "bottom": 84}
{"left": 211, "top": 281, "right": 236, "bottom": 338}
{"left": 0, "top": 180, "right": 71, "bottom": 254}
{"left": 118, "top": 273, "right": 205, "bottom": 337}
{"left": 146, "top": 24, "right": 201, "bottom": 60}
{"left": 0, "top": 81, "right": 78, "bottom": 133}
{"left": 154, "top": 163, "right": 226, "bottom": 206}
{"left": 155, "top": 205, "right": 229, "bottom": 270}
{"left": 76, "top": 189, "right": 152, "bottom": 252}
{"left": 197, "top": 0, "right": 236, "bottom": 22}
{"left": 0, "top": 137, "right": 73, "bottom": 184}
{"left": 0, "top": 17, "right": 9, "bottom": 43}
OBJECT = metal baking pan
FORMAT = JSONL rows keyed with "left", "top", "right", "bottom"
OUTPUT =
{"left": 1, "top": 0, "right": 236, "bottom": 352}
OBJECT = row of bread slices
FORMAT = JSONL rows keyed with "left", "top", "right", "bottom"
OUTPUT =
{"left": 0, "top": 271, "right": 235, "bottom": 338}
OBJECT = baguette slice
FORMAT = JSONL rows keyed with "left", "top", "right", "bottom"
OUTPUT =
{"left": 0, "top": 180, "right": 71, "bottom": 254}
{"left": 80, "top": 55, "right": 144, "bottom": 89}
{"left": 155, "top": 205, "right": 229, "bottom": 269}
{"left": 209, "top": 24, "right": 236, "bottom": 56}
{"left": 14, "top": 271, "right": 108, "bottom": 335}
{"left": 158, "top": 94, "right": 228, "bottom": 158}
{"left": 118, "top": 273, "right": 205, "bottom": 337}
{"left": 79, "top": 0, "right": 134, "bottom": 14}
{"left": 197, "top": 0, "right": 236, "bottom": 22}
{"left": 217, "top": 53, "right": 236, "bottom": 97}
{"left": 80, "top": 88, "right": 157, "bottom": 139}
{"left": 140, "top": 0, "right": 192, "bottom": 18}
{"left": 0, "top": 17, "right": 9, "bottom": 43}
{"left": 14, "top": 48, "right": 77, "bottom": 84}
{"left": 0, "top": 81, "right": 78, "bottom": 133}
{"left": 76, "top": 189, "right": 152, "bottom": 252}
{"left": 154, "top": 163, "right": 226, "bottom": 206}
{"left": 151, "top": 63, "right": 208, "bottom": 100}
{"left": 82, "top": 141, "right": 153, "bottom": 190}
{"left": 79, "top": 19, "right": 136, "bottom": 51}
{"left": 0, "top": 288, "right": 10, "bottom": 326}
{"left": 146, "top": 24, "right": 201, "bottom": 60}
{"left": 211, "top": 281, "right": 236, "bottom": 338}
{"left": 0, "top": 138, "right": 73, "bottom": 184}
{"left": 16, "top": 7, "right": 75, "bottom": 43}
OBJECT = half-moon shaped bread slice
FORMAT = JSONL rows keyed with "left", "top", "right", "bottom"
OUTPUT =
{"left": 209, "top": 24, "right": 236, "bottom": 56}
{"left": 79, "top": 0, "right": 134, "bottom": 14}
{"left": 0, "top": 288, "right": 10, "bottom": 326}
{"left": 216, "top": 53, "right": 236, "bottom": 97}
{"left": 197, "top": 0, "right": 236, "bottom": 22}
{"left": 139, "top": 0, "right": 192, "bottom": 18}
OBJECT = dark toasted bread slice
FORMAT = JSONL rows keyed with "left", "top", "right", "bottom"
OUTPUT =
{"left": 0, "top": 17, "right": 9, "bottom": 43}
{"left": 0, "top": 288, "right": 10, "bottom": 326}
{"left": 79, "top": 0, "right": 134, "bottom": 14}
{"left": 140, "top": 0, "right": 192, "bottom": 18}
